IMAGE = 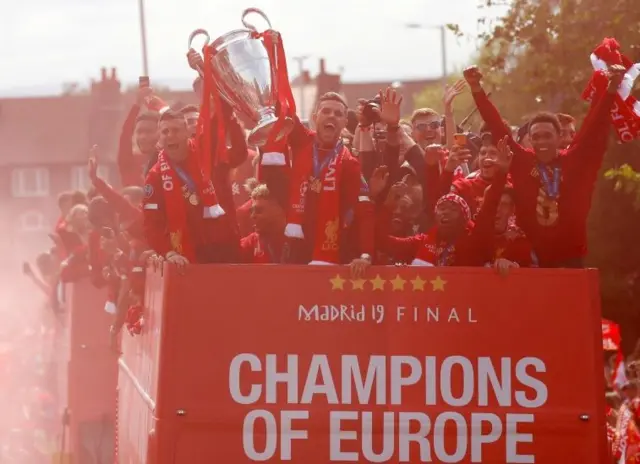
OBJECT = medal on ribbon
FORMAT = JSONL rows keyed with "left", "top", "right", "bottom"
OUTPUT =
{"left": 536, "top": 164, "right": 561, "bottom": 227}
{"left": 309, "top": 177, "right": 323, "bottom": 193}
{"left": 310, "top": 142, "right": 342, "bottom": 195}
{"left": 189, "top": 193, "right": 199, "bottom": 206}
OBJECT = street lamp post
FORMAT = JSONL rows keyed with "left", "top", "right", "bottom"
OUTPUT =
{"left": 139, "top": 0, "right": 150, "bottom": 76}
{"left": 292, "top": 55, "right": 310, "bottom": 118}
{"left": 405, "top": 23, "right": 448, "bottom": 81}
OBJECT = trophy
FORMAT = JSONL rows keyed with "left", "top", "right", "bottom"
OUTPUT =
{"left": 187, "top": 8, "right": 294, "bottom": 147}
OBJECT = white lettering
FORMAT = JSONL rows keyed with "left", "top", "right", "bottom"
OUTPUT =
{"left": 265, "top": 354, "right": 299, "bottom": 404}
{"left": 506, "top": 414, "right": 534, "bottom": 463}
{"left": 478, "top": 357, "right": 511, "bottom": 406}
{"left": 515, "top": 357, "right": 547, "bottom": 408}
{"left": 398, "top": 412, "right": 431, "bottom": 462}
{"left": 440, "top": 356, "right": 474, "bottom": 407}
{"left": 390, "top": 356, "right": 422, "bottom": 405}
{"left": 330, "top": 411, "right": 358, "bottom": 461}
{"left": 362, "top": 411, "right": 395, "bottom": 462}
{"left": 242, "top": 410, "right": 277, "bottom": 461}
{"left": 341, "top": 355, "right": 386, "bottom": 405}
{"left": 470, "top": 413, "right": 502, "bottom": 462}
{"left": 280, "top": 410, "right": 308, "bottom": 460}
{"left": 229, "top": 354, "right": 262, "bottom": 404}
{"left": 301, "top": 355, "right": 338, "bottom": 404}
{"left": 433, "top": 412, "right": 467, "bottom": 462}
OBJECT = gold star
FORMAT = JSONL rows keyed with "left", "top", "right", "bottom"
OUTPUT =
{"left": 410, "top": 275, "right": 426, "bottom": 291}
{"left": 330, "top": 274, "right": 346, "bottom": 290}
{"left": 351, "top": 278, "right": 366, "bottom": 290}
{"left": 370, "top": 274, "right": 386, "bottom": 291}
{"left": 430, "top": 276, "right": 447, "bottom": 292}
{"left": 390, "top": 274, "right": 406, "bottom": 291}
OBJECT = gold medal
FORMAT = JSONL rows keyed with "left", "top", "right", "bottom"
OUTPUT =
{"left": 189, "top": 193, "right": 199, "bottom": 206}
{"left": 310, "top": 177, "right": 322, "bottom": 193}
{"left": 536, "top": 190, "right": 559, "bottom": 227}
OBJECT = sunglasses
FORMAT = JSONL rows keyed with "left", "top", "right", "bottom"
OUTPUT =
{"left": 415, "top": 121, "right": 441, "bottom": 131}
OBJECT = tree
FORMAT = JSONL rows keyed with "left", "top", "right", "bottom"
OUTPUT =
{"left": 468, "top": 0, "right": 640, "bottom": 350}
{"left": 605, "top": 164, "right": 640, "bottom": 209}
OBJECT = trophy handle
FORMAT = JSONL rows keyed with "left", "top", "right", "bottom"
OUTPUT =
{"left": 241, "top": 8, "right": 272, "bottom": 32}
{"left": 188, "top": 28, "right": 211, "bottom": 50}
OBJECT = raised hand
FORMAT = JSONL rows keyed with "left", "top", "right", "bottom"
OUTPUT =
{"left": 186, "top": 48, "right": 205, "bottom": 71}
{"left": 443, "top": 79, "right": 466, "bottom": 112}
{"left": 136, "top": 85, "right": 153, "bottom": 106}
{"left": 493, "top": 135, "right": 513, "bottom": 172}
{"left": 356, "top": 98, "right": 370, "bottom": 126}
{"left": 607, "top": 64, "right": 626, "bottom": 93}
{"left": 384, "top": 175, "right": 411, "bottom": 207}
{"left": 88, "top": 144, "right": 99, "bottom": 182}
{"left": 424, "top": 144, "right": 446, "bottom": 167}
{"left": 378, "top": 87, "right": 403, "bottom": 126}
{"left": 494, "top": 258, "right": 519, "bottom": 277}
{"left": 463, "top": 66, "right": 483, "bottom": 92}
{"left": 369, "top": 166, "right": 390, "bottom": 199}
{"left": 444, "top": 145, "right": 472, "bottom": 173}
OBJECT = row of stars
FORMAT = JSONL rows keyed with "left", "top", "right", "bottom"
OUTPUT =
{"left": 329, "top": 274, "right": 447, "bottom": 291}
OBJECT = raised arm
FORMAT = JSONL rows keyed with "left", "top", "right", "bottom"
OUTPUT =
{"left": 89, "top": 147, "right": 141, "bottom": 225}
{"left": 443, "top": 79, "right": 466, "bottom": 150}
{"left": 464, "top": 67, "right": 517, "bottom": 147}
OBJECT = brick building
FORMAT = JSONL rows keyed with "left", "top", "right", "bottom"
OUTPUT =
{"left": 0, "top": 68, "right": 196, "bottom": 261}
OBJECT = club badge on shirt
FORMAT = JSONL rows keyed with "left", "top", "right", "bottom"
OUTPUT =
{"left": 144, "top": 184, "right": 154, "bottom": 198}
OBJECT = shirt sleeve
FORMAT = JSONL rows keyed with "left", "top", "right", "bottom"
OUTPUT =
{"left": 92, "top": 176, "right": 141, "bottom": 225}
{"left": 142, "top": 169, "right": 171, "bottom": 256}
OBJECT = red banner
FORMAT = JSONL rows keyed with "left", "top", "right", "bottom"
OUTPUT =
{"left": 119, "top": 266, "right": 607, "bottom": 464}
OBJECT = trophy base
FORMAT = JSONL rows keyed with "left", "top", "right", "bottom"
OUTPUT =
{"left": 247, "top": 116, "right": 295, "bottom": 147}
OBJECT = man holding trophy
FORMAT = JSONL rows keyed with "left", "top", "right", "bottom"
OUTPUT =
{"left": 174, "top": 8, "right": 374, "bottom": 276}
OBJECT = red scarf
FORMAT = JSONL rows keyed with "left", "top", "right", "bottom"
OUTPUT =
{"left": 158, "top": 142, "right": 224, "bottom": 261}
{"left": 582, "top": 37, "right": 640, "bottom": 143}
{"left": 256, "top": 29, "right": 296, "bottom": 165}
{"left": 411, "top": 226, "right": 471, "bottom": 267}
{"left": 285, "top": 143, "right": 346, "bottom": 264}
{"left": 613, "top": 401, "right": 640, "bottom": 462}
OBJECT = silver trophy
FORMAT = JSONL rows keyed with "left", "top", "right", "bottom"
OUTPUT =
{"left": 187, "top": 8, "right": 294, "bottom": 147}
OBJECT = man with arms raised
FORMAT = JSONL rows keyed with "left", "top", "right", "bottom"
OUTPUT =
{"left": 285, "top": 92, "right": 374, "bottom": 276}
{"left": 143, "top": 111, "right": 232, "bottom": 268}
{"left": 464, "top": 64, "right": 625, "bottom": 267}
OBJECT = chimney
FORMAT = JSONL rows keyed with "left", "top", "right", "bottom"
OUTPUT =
{"left": 110, "top": 67, "right": 117, "bottom": 80}
{"left": 100, "top": 67, "right": 107, "bottom": 82}
{"left": 319, "top": 58, "right": 326, "bottom": 75}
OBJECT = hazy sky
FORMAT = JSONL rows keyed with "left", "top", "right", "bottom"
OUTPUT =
{"left": 1, "top": 0, "right": 508, "bottom": 95}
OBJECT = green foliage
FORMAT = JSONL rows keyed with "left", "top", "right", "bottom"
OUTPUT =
{"left": 605, "top": 164, "right": 640, "bottom": 209}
